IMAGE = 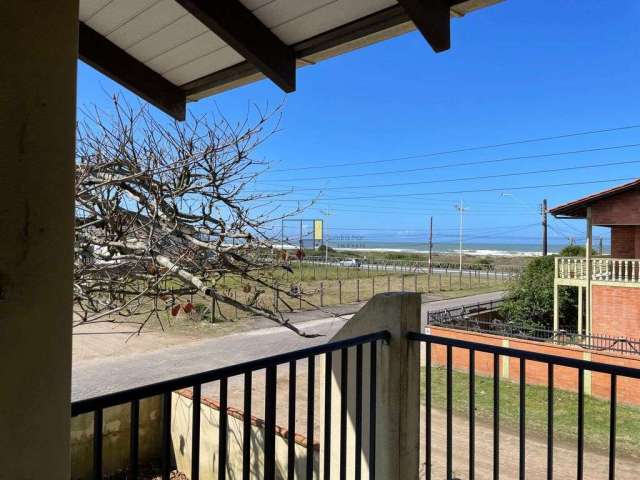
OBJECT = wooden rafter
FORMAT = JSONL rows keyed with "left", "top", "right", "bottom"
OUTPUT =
{"left": 78, "top": 23, "right": 186, "bottom": 120}
{"left": 396, "top": 0, "right": 451, "bottom": 52}
{"left": 174, "top": 0, "right": 296, "bottom": 93}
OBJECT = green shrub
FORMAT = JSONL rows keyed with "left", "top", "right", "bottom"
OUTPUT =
{"left": 500, "top": 245, "right": 580, "bottom": 329}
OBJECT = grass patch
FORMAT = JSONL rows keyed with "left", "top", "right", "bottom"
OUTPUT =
{"left": 422, "top": 365, "right": 640, "bottom": 459}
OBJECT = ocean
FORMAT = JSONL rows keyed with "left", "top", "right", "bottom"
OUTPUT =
{"left": 331, "top": 241, "right": 570, "bottom": 257}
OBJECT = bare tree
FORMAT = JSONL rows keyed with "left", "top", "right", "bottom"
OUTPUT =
{"left": 74, "top": 97, "right": 313, "bottom": 335}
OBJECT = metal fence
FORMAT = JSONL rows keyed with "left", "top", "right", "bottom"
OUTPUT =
{"left": 304, "top": 256, "right": 522, "bottom": 275}
{"left": 427, "top": 302, "right": 640, "bottom": 357}
{"left": 408, "top": 331, "right": 640, "bottom": 480}
{"left": 71, "top": 330, "right": 389, "bottom": 480}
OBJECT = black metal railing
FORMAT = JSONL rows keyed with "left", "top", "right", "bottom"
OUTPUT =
{"left": 427, "top": 307, "right": 640, "bottom": 357}
{"left": 408, "top": 332, "right": 640, "bottom": 480}
{"left": 427, "top": 300, "right": 504, "bottom": 322}
{"left": 71, "top": 330, "right": 389, "bottom": 480}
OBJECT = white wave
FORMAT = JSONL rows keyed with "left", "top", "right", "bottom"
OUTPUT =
{"left": 334, "top": 246, "right": 557, "bottom": 257}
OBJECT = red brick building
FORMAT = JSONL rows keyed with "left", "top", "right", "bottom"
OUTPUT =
{"left": 551, "top": 179, "right": 640, "bottom": 337}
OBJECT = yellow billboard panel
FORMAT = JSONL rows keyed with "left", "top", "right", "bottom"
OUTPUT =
{"left": 314, "top": 219, "right": 323, "bottom": 241}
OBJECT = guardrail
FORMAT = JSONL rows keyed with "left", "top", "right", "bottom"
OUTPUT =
{"left": 408, "top": 331, "right": 640, "bottom": 480}
{"left": 426, "top": 299, "right": 503, "bottom": 323}
{"left": 72, "top": 331, "right": 389, "bottom": 480}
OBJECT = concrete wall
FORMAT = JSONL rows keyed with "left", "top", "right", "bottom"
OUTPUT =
{"left": 70, "top": 391, "right": 318, "bottom": 479}
{"left": 592, "top": 284, "right": 640, "bottom": 337}
{"left": 429, "top": 326, "right": 640, "bottom": 405}
{"left": 0, "top": 2, "right": 78, "bottom": 477}
{"left": 70, "top": 397, "right": 163, "bottom": 480}
{"left": 321, "top": 293, "right": 421, "bottom": 480}
{"left": 172, "top": 390, "right": 318, "bottom": 479}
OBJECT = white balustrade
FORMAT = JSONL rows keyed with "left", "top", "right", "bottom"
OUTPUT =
{"left": 556, "top": 257, "right": 640, "bottom": 283}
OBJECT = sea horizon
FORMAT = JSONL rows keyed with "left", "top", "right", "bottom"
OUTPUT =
{"left": 330, "top": 240, "right": 600, "bottom": 257}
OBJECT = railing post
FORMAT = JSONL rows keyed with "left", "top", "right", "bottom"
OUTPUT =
{"left": 321, "top": 293, "right": 421, "bottom": 480}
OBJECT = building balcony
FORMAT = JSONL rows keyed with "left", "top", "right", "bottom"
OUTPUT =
{"left": 555, "top": 256, "right": 640, "bottom": 286}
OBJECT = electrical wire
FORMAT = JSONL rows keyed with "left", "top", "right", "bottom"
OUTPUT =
{"left": 261, "top": 144, "right": 640, "bottom": 184}
{"left": 267, "top": 124, "right": 640, "bottom": 173}
{"left": 269, "top": 177, "right": 638, "bottom": 202}
{"left": 261, "top": 158, "right": 640, "bottom": 193}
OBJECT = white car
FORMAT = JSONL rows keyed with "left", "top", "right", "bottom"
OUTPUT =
{"left": 339, "top": 258, "right": 362, "bottom": 267}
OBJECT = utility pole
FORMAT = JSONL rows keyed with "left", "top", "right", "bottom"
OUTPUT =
{"left": 454, "top": 200, "right": 466, "bottom": 277}
{"left": 322, "top": 206, "right": 333, "bottom": 264}
{"left": 428, "top": 216, "right": 433, "bottom": 274}
{"left": 299, "top": 218, "right": 303, "bottom": 283}
{"left": 599, "top": 236, "right": 604, "bottom": 255}
{"left": 325, "top": 228, "right": 329, "bottom": 263}
{"left": 541, "top": 198, "right": 548, "bottom": 256}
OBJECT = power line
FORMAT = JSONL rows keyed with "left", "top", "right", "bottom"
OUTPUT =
{"left": 307, "top": 203, "right": 534, "bottom": 215}
{"left": 326, "top": 223, "right": 538, "bottom": 233}
{"left": 267, "top": 124, "right": 640, "bottom": 173}
{"left": 260, "top": 143, "right": 640, "bottom": 183}
{"left": 264, "top": 158, "right": 640, "bottom": 193}
{"left": 306, "top": 207, "right": 533, "bottom": 218}
{"left": 271, "top": 177, "right": 638, "bottom": 202}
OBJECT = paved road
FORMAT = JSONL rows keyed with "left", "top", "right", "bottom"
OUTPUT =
{"left": 72, "top": 291, "right": 505, "bottom": 402}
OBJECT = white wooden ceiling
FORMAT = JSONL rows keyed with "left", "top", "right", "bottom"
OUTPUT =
{"left": 79, "top": 0, "right": 398, "bottom": 86}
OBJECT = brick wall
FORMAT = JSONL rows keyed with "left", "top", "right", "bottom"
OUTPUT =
{"left": 611, "top": 226, "right": 640, "bottom": 258}
{"left": 592, "top": 284, "right": 640, "bottom": 337}
{"left": 428, "top": 326, "right": 640, "bottom": 406}
{"left": 591, "top": 189, "right": 640, "bottom": 226}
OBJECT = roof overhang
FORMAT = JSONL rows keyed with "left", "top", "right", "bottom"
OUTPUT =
{"left": 78, "top": 0, "right": 503, "bottom": 120}
{"left": 550, "top": 178, "right": 640, "bottom": 219}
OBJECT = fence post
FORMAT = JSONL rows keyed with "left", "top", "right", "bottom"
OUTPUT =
{"left": 372, "top": 276, "right": 375, "bottom": 297}
{"left": 357, "top": 278, "right": 360, "bottom": 302}
{"left": 401, "top": 275, "right": 405, "bottom": 292}
{"left": 321, "top": 292, "right": 421, "bottom": 480}
{"left": 339, "top": 280, "right": 342, "bottom": 304}
{"left": 387, "top": 275, "right": 390, "bottom": 292}
{"left": 320, "top": 282, "right": 324, "bottom": 307}
{"left": 211, "top": 289, "right": 216, "bottom": 323}
{"left": 414, "top": 275, "right": 418, "bottom": 292}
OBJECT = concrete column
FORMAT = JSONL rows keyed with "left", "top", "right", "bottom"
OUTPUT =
{"left": 577, "top": 286, "right": 583, "bottom": 335}
{"left": 501, "top": 339, "right": 510, "bottom": 378}
{"left": 553, "top": 280, "right": 559, "bottom": 331}
{"left": 321, "top": 292, "right": 421, "bottom": 480}
{"left": 0, "top": 2, "right": 78, "bottom": 478}
{"left": 586, "top": 207, "right": 593, "bottom": 335}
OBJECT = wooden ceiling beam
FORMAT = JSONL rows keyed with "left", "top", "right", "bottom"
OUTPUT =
{"left": 182, "top": 2, "right": 469, "bottom": 98}
{"left": 397, "top": 0, "right": 451, "bottom": 52}
{"left": 174, "top": 0, "right": 296, "bottom": 93}
{"left": 78, "top": 23, "right": 186, "bottom": 120}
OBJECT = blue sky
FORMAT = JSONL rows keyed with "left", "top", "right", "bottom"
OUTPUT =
{"left": 77, "top": 0, "right": 640, "bottom": 249}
